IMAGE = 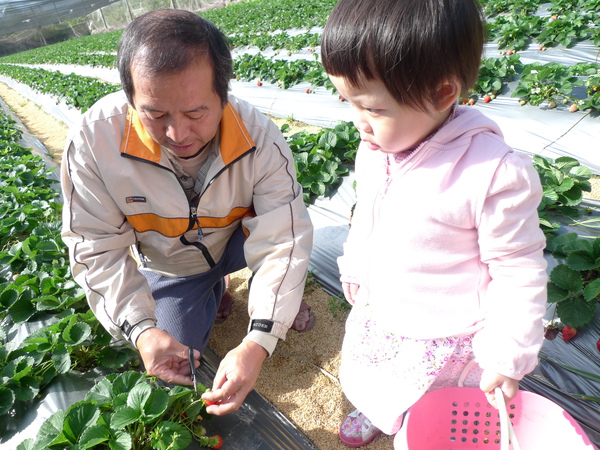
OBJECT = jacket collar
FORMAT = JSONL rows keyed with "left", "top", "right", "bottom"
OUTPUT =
{"left": 120, "top": 103, "right": 256, "bottom": 164}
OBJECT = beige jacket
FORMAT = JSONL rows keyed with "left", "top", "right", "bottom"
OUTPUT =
{"left": 61, "top": 91, "right": 313, "bottom": 354}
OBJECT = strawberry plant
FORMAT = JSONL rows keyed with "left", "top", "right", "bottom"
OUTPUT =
{"left": 582, "top": 69, "right": 600, "bottom": 113}
{"left": 481, "top": 0, "right": 541, "bottom": 16}
{"left": 488, "top": 15, "right": 543, "bottom": 51}
{"left": 533, "top": 155, "right": 592, "bottom": 233}
{"left": 0, "top": 31, "right": 120, "bottom": 67}
{"left": 512, "top": 62, "right": 583, "bottom": 107}
{"left": 230, "top": 32, "right": 320, "bottom": 52}
{"left": 546, "top": 232, "right": 600, "bottom": 328}
{"left": 0, "top": 64, "right": 120, "bottom": 112}
{"left": 284, "top": 121, "right": 359, "bottom": 203}
{"left": 535, "top": 11, "right": 594, "bottom": 48}
{"left": 15, "top": 371, "right": 222, "bottom": 450}
{"left": 202, "top": 0, "right": 336, "bottom": 35}
{"left": 474, "top": 54, "right": 523, "bottom": 96}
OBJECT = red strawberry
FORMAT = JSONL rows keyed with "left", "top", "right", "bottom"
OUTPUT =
{"left": 507, "top": 50, "right": 514, "bottom": 55}
{"left": 468, "top": 98, "right": 475, "bottom": 106}
{"left": 306, "top": 88, "right": 311, "bottom": 94}
{"left": 213, "top": 436, "right": 223, "bottom": 449}
{"left": 339, "top": 95, "right": 346, "bottom": 102}
{"left": 562, "top": 326, "right": 577, "bottom": 341}
{"left": 569, "top": 104, "right": 579, "bottom": 112}
{"left": 597, "top": 339, "right": 600, "bottom": 352}
{"left": 204, "top": 399, "right": 218, "bottom": 406}
{"left": 483, "top": 95, "right": 491, "bottom": 103}
{"left": 461, "top": 98, "right": 468, "bottom": 105}
{"left": 256, "top": 80, "right": 263, "bottom": 86}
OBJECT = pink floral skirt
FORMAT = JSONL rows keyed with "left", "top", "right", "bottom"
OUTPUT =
{"left": 339, "top": 304, "right": 483, "bottom": 435}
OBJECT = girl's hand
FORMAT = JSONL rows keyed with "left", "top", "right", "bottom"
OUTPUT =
{"left": 479, "top": 370, "right": 519, "bottom": 409}
{"left": 342, "top": 282, "right": 360, "bottom": 305}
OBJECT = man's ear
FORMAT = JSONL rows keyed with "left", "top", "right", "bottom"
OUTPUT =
{"left": 435, "top": 81, "right": 461, "bottom": 112}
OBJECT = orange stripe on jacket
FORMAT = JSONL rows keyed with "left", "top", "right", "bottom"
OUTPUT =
{"left": 126, "top": 206, "right": 256, "bottom": 236}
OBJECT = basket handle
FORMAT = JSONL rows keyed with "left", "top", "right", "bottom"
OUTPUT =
{"left": 495, "top": 387, "right": 521, "bottom": 450}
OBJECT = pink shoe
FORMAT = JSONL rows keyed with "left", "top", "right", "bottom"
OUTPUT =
{"left": 339, "top": 409, "right": 382, "bottom": 448}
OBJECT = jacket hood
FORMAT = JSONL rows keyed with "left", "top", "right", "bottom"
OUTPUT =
{"left": 430, "top": 106, "right": 504, "bottom": 149}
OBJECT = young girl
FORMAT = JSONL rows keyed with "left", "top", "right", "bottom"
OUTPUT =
{"left": 321, "top": 0, "right": 548, "bottom": 447}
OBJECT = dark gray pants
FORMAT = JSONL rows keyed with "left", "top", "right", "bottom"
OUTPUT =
{"left": 141, "top": 226, "right": 247, "bottom": 352}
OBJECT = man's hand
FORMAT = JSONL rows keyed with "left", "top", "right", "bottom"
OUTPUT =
{"left": 201, "top": 340, "right": 268, "bottom": 415}
{"left": 479, "top": 370, "right": 519, "bottom": 409}
{"left": 136, "top": 327, "right": 199, "bottom": 386}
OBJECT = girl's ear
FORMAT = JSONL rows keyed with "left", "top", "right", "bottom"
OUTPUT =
{"left": 435, "top": 81, "right": 461, "bottom": 112}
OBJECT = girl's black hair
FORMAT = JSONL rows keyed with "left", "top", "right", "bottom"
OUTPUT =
{"left": 321, "top": 0, "right": 486, "bottom": 110}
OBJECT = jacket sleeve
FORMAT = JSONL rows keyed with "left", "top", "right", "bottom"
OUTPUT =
{"left": 472, "top": 151, "right": 548, "bottom": 380}
{"left": 337, "top": 144, "right": 377, "bottom": 287}
{"left": 61, "top": 136, "right": 157, "bottom": 342}
{"left": 240, "top": 120, "right": 314, "bottom": 355}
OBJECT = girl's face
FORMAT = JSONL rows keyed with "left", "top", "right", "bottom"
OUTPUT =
{"left": 329, "top": 74, "right": 448, "bottom": 154}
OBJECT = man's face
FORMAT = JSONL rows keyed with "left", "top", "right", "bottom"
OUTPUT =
{"left": 131, "top": 57, "right": 225, "bottom": 158}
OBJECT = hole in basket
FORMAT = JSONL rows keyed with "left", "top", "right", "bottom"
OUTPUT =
{"left": 473, "top": 438, "right": 479, "bottom": 443}
{"left": 495, "top": 438, "right": 500, "bottom": 444}
{"left": 473, "top": 429, "right": 479, "bottom": 435}
{"left": 462, "top": 429, "right": 468, "bottom": 434}
{"left": 461, "top": 437, "right": 468, "bottom": 443}
{"left": 452, "top": 401, "right": 458, "bottom": 407}
{"left": 463, "top": 402, "right": 470, "bottom": 407}
{"left": 483, "top": 438, "right": 489, "bottom": 444}
{"left": 473, "top": 420, "right": 480, "bottom": 426}
{"left": 450, "top": 436, "right": 456, "bottom": 442}
{"left": 475, "top": 411, "right": 481, "bottom": 417}
{"left": 485, "top": 421, "right": 490, "bottom": 427}
{"left": 452, "top": 410, "right": 458, "bottom": 416}
{"left": 486, "top": 412, "right": 492, "bottom": 417}
{"left": 452, "top": 419, "right": 457, "bottom": 425}
{"left": 509, "top": 404, "right": 516, "bottom": 410}
{"left": 509, "top": 413, "right": 515, "bottom": 419}
{"left": 484, "top": 430, "right": 490, "bottom": 436}
{"left": 462, "top": 420, "right": 468, "bottom": 425}
{"left": 475, "top": 402, "right": 481, "bottom": 408}
{"left": 451, "top": 428, "right": 457, "bottom": 433}
{"left": 463, "top": 411, "right": 469, "bottom": 416}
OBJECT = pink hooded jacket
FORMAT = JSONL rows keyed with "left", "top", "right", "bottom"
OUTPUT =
{"left": 338, "top": 106, "right": 548, "bottom": 380}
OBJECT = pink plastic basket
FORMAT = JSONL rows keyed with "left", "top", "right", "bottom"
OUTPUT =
{"left": 395, "top": 387, "right": 597, "bottom": 449}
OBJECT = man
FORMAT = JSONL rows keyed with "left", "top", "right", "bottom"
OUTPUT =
{"left": 61, "top": 9, "right": 314, "bottom": 415}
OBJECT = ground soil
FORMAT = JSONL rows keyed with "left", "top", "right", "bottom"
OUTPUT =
{"left": 0, "top": 81, "right": 394, "bottom": 449}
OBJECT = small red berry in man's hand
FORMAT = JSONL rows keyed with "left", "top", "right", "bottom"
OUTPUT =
{"left": 562, "top": 326, "right": 577, "bottom": 341}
